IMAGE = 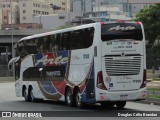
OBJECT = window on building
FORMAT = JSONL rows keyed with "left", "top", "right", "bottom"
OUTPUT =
{"left": 23, "top": 3, "right": 26, "bottom": 7}
{"left": 23, "top": 16, "right": 26, "bottom": 20}
{"left": 62, "top": 2, "right": 65, "bottom": 5}
{"left": 23, "top": 10, "right": 26, "bottom": 13}
{"left": 59, "top": 16, "right": 65, "bottom": 19}
{"left": 4, "top": 16, "right": 7, "bottom": 19}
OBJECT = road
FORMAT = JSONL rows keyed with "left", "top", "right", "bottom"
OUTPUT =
{"left": 0, "top": 82, "right": 160, "bottom": 120}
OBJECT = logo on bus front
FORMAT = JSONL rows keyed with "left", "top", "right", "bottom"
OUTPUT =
{"left": 105, "top": 76, "right": 111, "bottom": 83}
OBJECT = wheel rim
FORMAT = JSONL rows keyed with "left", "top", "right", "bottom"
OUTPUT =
{"left": 24, "top": 90, "right": 28, "bottom": 100}
{"left": 76, "top": 92, "right": 81, "bottom": 106}
{"left": 66, "top": 90, "right": 72, "bottom": 104}
{"left": 30, "top": 90, "right": 34, "bottom": 102}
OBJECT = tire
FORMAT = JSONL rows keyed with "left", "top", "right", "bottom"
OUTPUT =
{"left": 75, "top": 89, "right": 85, "bottom": 108}
{"left": 24, "top": 89, "right": 29, "bottom": 102}
{"left": 100, "top": 102, "right": 115, "bottom": 108}
{"left": 30, "top": 89, "right": 36, "bottom": 102}
{"left": 30, "top": 88, "right": 43, "bottom": 102}
{"left": 115, "top": 101, "right": 126, "bottom": 108}
{"left": 65, "top": 88, "right": 73, "bottom": 106}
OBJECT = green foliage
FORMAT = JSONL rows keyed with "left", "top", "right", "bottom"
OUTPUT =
{"left": 146, "top": 94, "right": 160, "bottom": 99}
{"left": 152, "top": 43, "right": 160, "bottom": 59}
{"left": 136, "top": 4, "right": 160, "bottom": 45}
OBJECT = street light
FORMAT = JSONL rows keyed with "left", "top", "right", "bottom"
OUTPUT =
{"left": 10, "top": 0, "right": 14, "bottom": 76}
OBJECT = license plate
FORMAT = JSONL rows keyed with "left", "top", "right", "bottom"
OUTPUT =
{"left": 120, "top": 95, "right": 128, "bottom": 100}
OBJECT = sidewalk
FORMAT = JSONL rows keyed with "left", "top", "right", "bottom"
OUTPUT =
{"left": 147, "top": 80, "right": 160, "bottom": 87}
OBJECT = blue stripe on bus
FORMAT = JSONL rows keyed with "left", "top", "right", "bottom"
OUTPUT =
{"left": 40, "top": 81, "right": 57, "bottom": 94}
{"left": 81, "top": 59, "right": 96, "bottom": 103}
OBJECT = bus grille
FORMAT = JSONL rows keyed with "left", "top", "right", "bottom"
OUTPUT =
{"left": 105, "top": 57, "right": 141, "bottom": 76}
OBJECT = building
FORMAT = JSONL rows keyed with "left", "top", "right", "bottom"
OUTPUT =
{"left": 0, "top": 0, "right": 19, "bottom": 25}
{"left": 32, "top": 11, "right": 81, "bottom": 29}
{"left": 19, "top": 0, "right": 71, "bottom": 24}
{"left": 72, "top": 0, "right": 155, "bottom": 22}
{"left": 19, "top": 0, "right": 50, "bottom": 23}
{"left": 48, "top": 0, "right": 70, "bottom": 12}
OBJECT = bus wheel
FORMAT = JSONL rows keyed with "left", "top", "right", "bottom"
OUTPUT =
{"left": 100, "top": 102, "right": 115, "bottom": 108}
{"left": 65, "top": 88, "right": 73, "bottom": 106}
{"left": 24, "top": 89, "right": 29, "bottom": 102}
{"left": 75, "top": 89, "right": 84, "bottom": 108}
{"left": 30, "top": 89, "right": 36, "bottom": 102}
{"left": 115, "top": 101, "right": 126, "bottom": 108}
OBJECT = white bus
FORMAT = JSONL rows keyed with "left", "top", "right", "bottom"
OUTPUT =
{"left": 8, "top": 21, "right": 147, "bottom": 108}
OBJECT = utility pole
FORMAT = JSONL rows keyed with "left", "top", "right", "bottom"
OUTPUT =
{"left": 81, "top": 0, "right": 84, "bottom": 24}
{"left": 10, "top": 0, "right": 15, "bottom": 76}
{"left": 98, "top": 0, "right": 100, "bottom": 20}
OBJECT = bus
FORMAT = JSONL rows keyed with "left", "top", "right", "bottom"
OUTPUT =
{"left": 8, "top": 21, "right": 147, "bottom": 108}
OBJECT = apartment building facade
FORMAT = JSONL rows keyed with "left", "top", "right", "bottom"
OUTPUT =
{"left": 0, "top": 0, "right": 19, "bottom": 24}
{"left": 72, "top": 0, "right": 154, "bottom": 21}
{"left": 19, "top": 0, "right": 51, "bottom": 23}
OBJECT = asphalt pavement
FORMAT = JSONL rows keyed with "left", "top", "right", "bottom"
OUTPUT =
{"left": 0, "top": 82, "right": 160, "bottom": 120}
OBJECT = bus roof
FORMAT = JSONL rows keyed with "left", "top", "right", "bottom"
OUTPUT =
{"left": 18, "top": 22, "right": 99, "bottom": 43}
{"left": 18, "top": 21, "right": 141, "bottom": 43}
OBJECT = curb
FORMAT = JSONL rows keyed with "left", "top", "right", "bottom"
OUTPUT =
{"left": 147, "top": 79, "right": 160, "bottom": 82}
{"left": 136, "top": 99, "right": 160, "bottom": 106}
{"left": 0, "top": 77, "right": 14, "bottom": 83}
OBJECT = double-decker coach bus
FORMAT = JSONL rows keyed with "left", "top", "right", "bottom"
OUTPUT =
{"left": 8, "top": 21, "right": 147, "bottom": 108}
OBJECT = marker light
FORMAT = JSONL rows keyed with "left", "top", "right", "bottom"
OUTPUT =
{"left": 116, "top": 20, "right": 125, "bottom": 23}
{"left": 136, "top": 21, "right": 141, "bottom": 25}
{"left": 101, "top": 22, "right": 104, "bottom": 25}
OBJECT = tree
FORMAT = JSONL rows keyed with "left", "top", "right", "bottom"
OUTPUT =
{"left": 136, "top": 4, "right": 160, "bottom": 45}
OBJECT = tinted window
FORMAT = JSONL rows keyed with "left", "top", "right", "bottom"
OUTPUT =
{"left": 101, "top": 23, "right": 143, "bottom": 41}
{"left": 17, "top": 27, "right": 95, "bottom": 57}
{"left": 23, "top": 66, "right": 65, "bottom": 81}
{"left": 24, "top": 39, "right": 38, "bottom": 54}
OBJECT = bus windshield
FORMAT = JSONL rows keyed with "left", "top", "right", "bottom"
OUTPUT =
{"left": 101, "top": 23, "right": 143, "bottom": 41}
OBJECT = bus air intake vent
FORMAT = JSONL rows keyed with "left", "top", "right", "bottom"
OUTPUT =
{"left": 105, "top": 57, "right": 141, "bottom": 76}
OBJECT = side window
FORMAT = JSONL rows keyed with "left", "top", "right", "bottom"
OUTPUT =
{"left": 50, "top": 35, "right": 57, "bottom": 52}
{"left": 83, "top": 27, "right": 94, "bottom": 48}
{"left": 64, "top": 32, "right": 71, "bottom": 50}
{"left": 36, "top": 38, "right": 44, "bottom": 53}
{"left": 42, "top": 36, "right": 50, "bottom": 52}
{"left": 71, "top": 30, "right": 83, "bottom": 50}
{"left": 69, "top": 27, "right": 94, "bottom": 50}
{"left": 61, "top": 33, "right": 67, "bottom": 51}
{"left": 55, "top": 34, "right": 61, "bottom": 51}
{"left": 24, "top": 39, "right": 38, "bottom": 55}
{"left": 17, "top": 41, "right": 24, "bottom": 57}
{"left": 70, "top": 31, "right": 75, "bottom": 50}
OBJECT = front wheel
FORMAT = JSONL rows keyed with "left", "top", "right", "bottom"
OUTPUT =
{"left": 115, "top": 101, "right": 126, "bottom": 108}
{"left": 65, "top": 88, "right": 73, "bottom": 106}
